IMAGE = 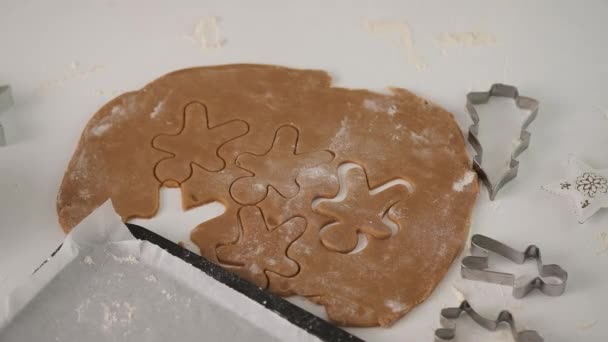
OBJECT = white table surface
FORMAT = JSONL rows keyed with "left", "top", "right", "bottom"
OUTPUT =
{"left": 1, "top": 1, "right": 607, "bottom": 341}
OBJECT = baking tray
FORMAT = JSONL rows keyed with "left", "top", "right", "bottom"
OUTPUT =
{"left": 124, "top": 222, "right": 362, "bottom": 342}
{"left": 8, "top": 215, "right": 362, "bottom": 341}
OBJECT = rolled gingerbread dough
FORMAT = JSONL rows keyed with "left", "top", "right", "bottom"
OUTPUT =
{"left": 57, "top": 64, "right": 478, "bottom": 327}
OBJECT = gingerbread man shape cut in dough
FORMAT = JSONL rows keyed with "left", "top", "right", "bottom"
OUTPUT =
{"left": 230, "top": 125, "right": 334, "bottom": 205}
{"left": 314, "top": 165, "right": 410, "bottom": 253}
{"left": 216, "top": 206, "right": 306, "bottom": 287}
{"left": 152, "top": 102, "right": 249, "bottom": 184}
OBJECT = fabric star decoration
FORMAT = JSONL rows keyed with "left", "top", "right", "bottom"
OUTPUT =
{"left": 542, "top": 155, "right": 608, "bottom": 223}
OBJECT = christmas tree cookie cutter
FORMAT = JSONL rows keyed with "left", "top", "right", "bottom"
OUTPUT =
{"left": 0, "top": 85, "right": 13, "bottom": 147}
{"left": 461, "top": 234, "right": 568, "bottom": 298}
{"left": 466, "top": 83, "right": 539, "bottom": 200}
{"left": 434, "top": 300, "right": 543, "bottom": 342}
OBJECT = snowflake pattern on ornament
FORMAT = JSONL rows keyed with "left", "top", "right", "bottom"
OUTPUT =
{"left": 575, "top": 172, "right": 608, "bottom": 197}
{"left": 543, "top": 155, "right": 608, "bottom": 223}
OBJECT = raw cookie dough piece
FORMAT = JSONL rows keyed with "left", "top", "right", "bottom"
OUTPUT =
{"left": 216, "top": 206, "right": 306, "bottom": 288}
{"left": 57, "top": 64, "right": 478, "bottom": 327}
{"left": 57, "top": 92, "right": 171, "bottom": 230}
{"left": 230, "top": 125, "right": 334, "bottom": 205}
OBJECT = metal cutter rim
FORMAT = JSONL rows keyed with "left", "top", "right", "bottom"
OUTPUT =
{"left": 466, "top": 83, "right": 539, "bottom": 200}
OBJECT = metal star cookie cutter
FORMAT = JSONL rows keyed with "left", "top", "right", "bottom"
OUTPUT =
{"left": 466, "top": 83, "right": 539, "bottom": 200}
{"left": 461, "top": 234, "right": 568, "bottom": 298}
{"left": 0, "top": 85, "right": 13, "bottom": 146}
{"left": 434, "top": 300, "right": 543, "bottom": 342}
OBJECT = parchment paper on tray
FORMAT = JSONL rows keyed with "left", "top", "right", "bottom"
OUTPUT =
{"left": 0, "top": 202, "right": 320, "bottom": 342}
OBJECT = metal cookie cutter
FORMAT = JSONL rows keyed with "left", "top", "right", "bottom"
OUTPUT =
{"left": 461, "top": 234, "right": 568, "bottom": 298}
{"left": 466, "top": 83, "right": 539, "bottom": 200}
{"left": 434, "top": 300, "right": 543, "bottom": 342}
{"left": 0, "top": 85, "right": 13, "bottom": 146}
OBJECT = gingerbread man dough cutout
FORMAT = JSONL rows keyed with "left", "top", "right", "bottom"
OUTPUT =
{"left": 216, "top": 206, "right": 306, "bottom": 287}
{"left": 230, "top": 125, "right": 334, "bottom": 205}
{"left": 315, "top": 165, "right": 409, "bottom": 253}
{"left": 152, "top": 102, "right": 249, "bottom": 184}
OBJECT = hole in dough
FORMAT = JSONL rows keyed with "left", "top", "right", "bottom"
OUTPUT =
{"left": 347, "top": 233, "right": 369, "bottom": 255}
{"left": 129, "top": 187, "right": 225, "bottom": 254}
{"left": 382, "top": 208, "right": 400, "bottom": 237}
{"left": 312, "top": 162, "right": 414, "bottom": 210}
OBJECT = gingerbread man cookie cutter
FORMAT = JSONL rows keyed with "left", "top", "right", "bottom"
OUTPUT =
{"left": 0, "top": 85, "right": 13, "bottom": 146}
{"left": 461, "top": 234, "right": 568, "bottom": 298}
{"left": 466, "top": 83, "right": 539, "bottom": 200}
{"left": 434, "top": 300, "right": 543, "bottom": 342}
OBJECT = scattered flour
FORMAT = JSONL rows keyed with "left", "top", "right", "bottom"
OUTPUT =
{"left": 299, "top": 166, "right": 331, "bottom": 180}
{"left": 363, "top": 99, "right": 398, "bottom": 117}
{"left": 452, "top": 171, "right": 476, "bottom": 192}
{"left": 384, "top": 299, "right": 407, "bottom": 313}
{"left": 363, "top": 99, "right": 382, "bottom": 112}
{"left": 75, "top": 298, "right": 91, "bottom": 323}
{"left": 300, "top": 245, "right": 313, "bottom": 255}
{"left": 253, "top": 245, "right": 264, "bottom": 255}
{"left": 192, "top": 16, "right": 224, "bottom": 51}
{"left": 78, "top": 188, "right": 92, "bottom": 200}
{"left": 83, "top": 255, "right": 94, "bottom": 265}
{"left": 435, "top": 243, "right": 448, "bottom": 257}
{"left": 335, "top": 118, "right": 348, "bottom": 137}
{"left": 101, "top": 301, "right": 135, "bottom": 331}
{"left": 101, "top": 302, "right": 117, "bottom": 331}
{"left": 329, "top": 117, "right": 350, "bottom": 151}
{"left": 409, "top": 131, "right": 428, "bottom": 144}
{"left": 366, "top": 20, "right": 426, "bottom": 70}
{"left": 89, "top": 97, "right": 137, "bottom": 137}
{"left": 490, "top": 200, "right": 502, "bottom": 211}
{"left": 89, "top": 106, "right": 123, "bottom": 137}
{"left": 90, "top": 123, "right": 112, "bottom": 136}
{"left": 387, "top": 105, "right": 398, "bottom": 116}
{"left": 111, "top": 105, "right": 124, "bottom": 116}
{"left": 144, "top": 274, "right": 158, "bottom": 283}
{"left": 122, "top": 302, "right": 136, "bottom": 324}
{"left": 254, "top": 183, "right": 266, "bottom": 192}
{"left": 111, "top": 272, "right": 125, "bottom": 281}
{"left": 161, "top": 289, "right": 175, "bottom": 300}
{"left": 110, "top": 254, "right": 139, "bottom": 264}
{"left": 149, "top": 100, "right": 165, "bottom": 119}
{"left": 249, "top": 263, "right": 262, "bottom": 274}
